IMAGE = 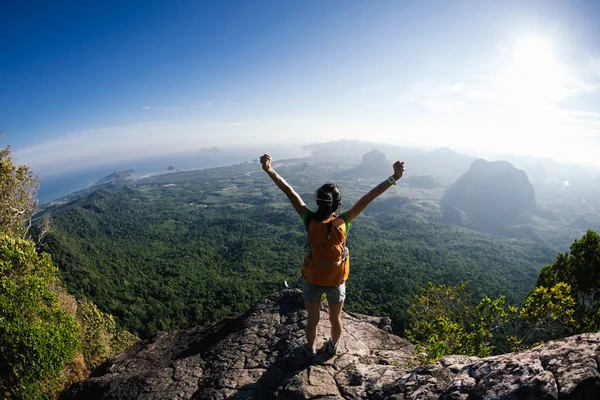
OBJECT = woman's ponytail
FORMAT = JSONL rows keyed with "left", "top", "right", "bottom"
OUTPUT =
{"left": 315, "top": 183, "right": 342, "bottom": 221}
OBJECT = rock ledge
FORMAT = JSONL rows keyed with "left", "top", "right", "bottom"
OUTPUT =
{"left": 61, "top": 291, "right": 600, "bottom": 399}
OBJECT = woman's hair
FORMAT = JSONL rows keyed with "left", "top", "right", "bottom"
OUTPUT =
{"left": 314, "top": 183, "right": 342, "bottom": 221}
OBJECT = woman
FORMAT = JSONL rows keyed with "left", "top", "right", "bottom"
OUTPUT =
{"left": 260, "top": 153, "right": 404, "bottom": 357}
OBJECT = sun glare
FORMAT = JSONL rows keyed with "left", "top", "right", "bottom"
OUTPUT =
{"left": 503, "top": 36, "right": 566, "bottom": 107}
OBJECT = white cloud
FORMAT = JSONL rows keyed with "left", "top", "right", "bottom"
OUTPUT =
{"left": 13, "top": 109, "right": 600, "bottom": 179}
{"left": 399, "top": 36, "right": 600, "bottom": 165}
{"left": 142, "top": 106, "right": 151, "bottom": 109}
{"left": 15, "top": 119, "right": 339, "bottom": 176}
{"left": 408, "top": 40, "right": 600, "bottom": 115}
{"left": 14, "top": 121, "right": 254, "bottom": 176}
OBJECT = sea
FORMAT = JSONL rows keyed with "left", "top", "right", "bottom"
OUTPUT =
{"left": 37, "top": 145, "right": 309, "bottom": 203}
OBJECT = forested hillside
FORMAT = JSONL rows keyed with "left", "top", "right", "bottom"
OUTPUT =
{"left": 0, "top": 140, "right": 137, "bottom": 400}
{"left": 37, "top": 149, "right": 567, "bottom": 338}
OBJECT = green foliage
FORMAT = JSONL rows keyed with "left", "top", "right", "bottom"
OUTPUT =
{"left": 37, "top": 163, "right": 558, "bottom": 339}
{"left": 518, "top": 282, "right": 576, "bottom": 340}
{"left": 0, "top": 234, "right": 78, "bottom": 399}
{"left": 408, "top": 231, "right": 600, "bottom": 361}
{"left": 0, "top": 138, "right": 39, "bottom": 239}
{"left": 0, "top": 137, "right": 138, "bottom": 398}
{"left": 76, "top": 298, "right": 139, "bottom": 369}
{"left": 522, "top": 229, "right": 600, "bottom": 335}
{"left": 406, "top": 282, "right": 511, "bottom": 361}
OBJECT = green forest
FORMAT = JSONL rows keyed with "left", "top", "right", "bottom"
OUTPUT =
{"left": 0, "top": 142, "right": 137, "bottom": 400}
{"left": 38, "top": 158, "right": 561, "bottom": 338}
{"left": 3, "top": 139, "right": 600, "bottom": 398}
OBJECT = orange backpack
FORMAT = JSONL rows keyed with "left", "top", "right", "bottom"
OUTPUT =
{"left": 302, "top": 215, "right": 349, "bottom": 286}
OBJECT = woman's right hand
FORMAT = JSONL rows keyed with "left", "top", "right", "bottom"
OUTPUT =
{"left": 393, "top": 161, "right": 405, "bottom": 180}
{"left": 260, "top": 154, "right": 272, "bottom": 171}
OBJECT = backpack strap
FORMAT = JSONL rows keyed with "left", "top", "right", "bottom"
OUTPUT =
{"left": 304, "top": 210, "right": 314, "bottom": 230}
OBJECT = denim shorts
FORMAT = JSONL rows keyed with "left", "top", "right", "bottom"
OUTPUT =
{"left": 301, "top": 276, "right": 346, "bottom": 304}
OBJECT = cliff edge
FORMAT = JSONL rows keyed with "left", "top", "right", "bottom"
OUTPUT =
{"left": 61, "top": 290, "right": 600, "bottom": 399}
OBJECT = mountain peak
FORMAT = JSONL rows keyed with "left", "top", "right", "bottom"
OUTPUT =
{"left": 60, "top": 290, "right": 414, "bottom": 399}
{"left": 441, "top": 159, "right": 536, "bottom": 232}
{"left": 95, "top": 170, "right": 137, "bottom": 185}
{"left": 61, "top": 290, "right": 600, "bottom": 399}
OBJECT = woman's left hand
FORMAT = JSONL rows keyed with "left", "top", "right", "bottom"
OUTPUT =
{"left": 260, "top": 154, "right": 272, "bottom": 171}
{"left": 393, "top": 161, "right": 405, "bottom": 180}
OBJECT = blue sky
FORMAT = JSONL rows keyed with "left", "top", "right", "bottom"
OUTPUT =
{"left": 2, "top": 0, "right": 600, "bottom": 176}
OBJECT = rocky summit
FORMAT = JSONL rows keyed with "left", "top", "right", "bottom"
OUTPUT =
{"left": 61, "top": 291, "right": 600, "bottom": 399}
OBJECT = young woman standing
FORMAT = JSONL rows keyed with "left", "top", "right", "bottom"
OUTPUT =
{"left": 260, "top": 154, "right": 404, "bottom": 356}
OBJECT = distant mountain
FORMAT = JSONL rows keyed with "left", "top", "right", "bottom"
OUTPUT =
{"left": 441, "top": 205, "right": 468, "bottom": 226}
{"left": 441, "top": 159, "right": 536, "bottom": 232}
{"left": 334, "top": 149, "right": 389, "bottom": 178}
{"left": 507, "top": 155, "right": 600, "bottom": 189}
{"left": 360, "top": 149, "right": 389, "bottom": 176}
{"left": 428, "top": 147, "right": 471, "bottom": 164}
{"left": 304, "top": 140, "right": 381, "bottom": 157}
{"left": 303, "top": 141, "right": 476, "bottom": 184}
{"left": 304, "top": 140, "right": 426, "bottom": 165}
{"left": 36, "top": 156, "right": 557, "bottom": 339}
{"left": 43, "top": 170, "right": 138, "bottom": 207}
{"left": 95, "top": 170, "right": 137, "bottom": 185}
{"left": 423, "top": 147, "right": 475, "bottom": 176}
{"left": 493, "top": 155, "right": 549, "bottom": 185}
{"left": 403, "top": 175, "right": 442, "bottom": 189}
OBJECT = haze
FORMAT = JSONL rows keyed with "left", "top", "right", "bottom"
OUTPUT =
{"left": 2, "top": 0, "right": 600, "bottom": 177}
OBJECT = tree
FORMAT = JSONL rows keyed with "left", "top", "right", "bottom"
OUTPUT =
{"left": 76, "top": 298, "right": 138, "bottom": 369}
{"left": 0, "top": 135, "right": 137, "bottom": 398}
{"left": 406, "top": 282, "right": 511, "bottom": 361}
{"left": 522, "top": 230, "right": 600, "bottom": 335}
{"left": 0, "top": 135, "right": 39, "bottom": 239}
{"left": 0, "top": 234, "right": 79, "bottom": 399}
{"left": 408, "top": 231, "right": 600, "bottom": 362}
{"left": 516, "top": 282, "right": 576, "bottom": 346}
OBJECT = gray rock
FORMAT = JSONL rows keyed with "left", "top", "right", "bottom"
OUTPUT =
{"left": 60, "top": 291, "right": 600, "bottom": 400}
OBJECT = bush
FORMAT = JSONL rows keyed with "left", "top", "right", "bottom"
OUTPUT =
{"left": 406, "top": 282, "right": 510, "bottom": 361}
{"left": 0, "top": 139, "right": 39, "bottom": 239}
{"left": 0, "top": 234, "right": 79, "bottom": 399}
{"left": 522, "top": 230, "right": 599, "bottom": 336}
{"left": 76, "top": 298, "right": 138, "bottom": 369}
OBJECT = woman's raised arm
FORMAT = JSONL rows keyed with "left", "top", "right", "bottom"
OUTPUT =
{"left": 345, "top": 161, "right": 404, "bottom": 223}
{"left": 260, "top": 154, "right": 307, "bottom": 217}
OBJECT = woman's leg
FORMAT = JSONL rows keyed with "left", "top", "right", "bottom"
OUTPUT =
{"left": 328, "top": 301, "right": 344, "bottom": 345}
{"left": 325, "top": 282, "right": 346, "bottom": 345}
{"left": 305, "top": 301, "right": 321, "bottom": 347}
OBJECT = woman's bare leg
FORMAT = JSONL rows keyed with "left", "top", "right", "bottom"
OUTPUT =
{"left": 305, "top": 301, "right": 321, "bottom": 347}
{"left": 328, "top": 301, "right": 344, "bottom": 345}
